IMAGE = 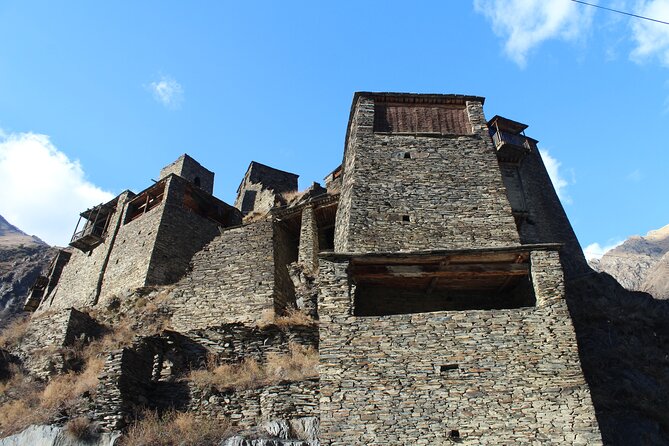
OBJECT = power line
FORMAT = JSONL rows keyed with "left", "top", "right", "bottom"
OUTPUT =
{"left": 570, "top": 0, "right": 669, "bottom": 26}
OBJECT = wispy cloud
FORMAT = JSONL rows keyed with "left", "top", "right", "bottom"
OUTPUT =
{"left": 474, "top": 0, "right": 595, "bottom": 67}
{"left": 626, "top": 168, "right": 643, "bottom": 181}
{"left": 149, "top": 75, "right": 184, "bottom": 109}
{"left": 540, "top": 149, "right": 572, "bottom": 204}
{"left": 0, "top": 131, "right": 113, "bottom": 246}
{"left": 631, "top": 0, "right": 669, "bottom": 66}
{"left": 584, "top": 239, "right": 624, "bottom": 260}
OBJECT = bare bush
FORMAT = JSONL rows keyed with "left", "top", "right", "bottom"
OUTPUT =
{"left": 120, "top": 411, "right": 232, "bottom": 446}
{"left": 64, "top": 417, "right": 99, "bottom": 442}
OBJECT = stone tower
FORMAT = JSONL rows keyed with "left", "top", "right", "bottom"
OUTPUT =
{"left": 318, "top": 92, "right": 602, "bottom": 444}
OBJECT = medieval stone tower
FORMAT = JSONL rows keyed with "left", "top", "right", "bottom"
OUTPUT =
{"left": 318, "top": 92, "right": 600, "bottom": 444}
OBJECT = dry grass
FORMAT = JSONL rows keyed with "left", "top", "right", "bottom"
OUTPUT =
{"left": 188, "top": 343, "right": 318, "bottom": 391}
{"left": 280, "top": 190, "right": 304, "bottom": 204}
{"left": 0, "top": 317, "right": 30, "bottom": 350}
{"left": 40, "top": 356, "right": 104, "bottom": 410}
{"left": 265, "top": 343, "right": 318, "bottom": 382}
{"left": 64, "top": 417, "right": 99, "bottom": 442}
{"left": 120, "top": 411, "right": 232, "bottom": 446}
{"left": 0, "top": 338, "right": 106, "bottom": 437}
{"left": 258, "top": 308, "right": 317, "bottom": 328}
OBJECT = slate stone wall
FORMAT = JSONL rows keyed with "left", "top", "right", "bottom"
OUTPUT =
{"left": 187, "top": 380, "right": 319, "bottom": 428}
{"left": 317, "top": 255, "right": 601, "bottom": 445}
{"left": 511, "top": 145, "right": 589, "bottom": 277}
{"left": 234, "top": 162, "right": 298, "bottom": 216}
{"left": 18, "top": 308, "right": 103, "bottom": 378}
{"left": 298, "top": 206, "right": 319, "bottom": 273}
{"left": 334, "top": 95, "right": 520, "bottom": 253}
{"left": 170, "top": 221, "right": 276, "bottom": 330}
{"left": 145, "top": 176, "right": 222, "bottom": 287}
{"left": 42, "top": 176, "right": 231, "bottom": 311}
{"left": 40, "top": 191, "right": 136, "bottom": 311}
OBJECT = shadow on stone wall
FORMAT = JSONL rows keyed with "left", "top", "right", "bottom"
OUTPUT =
{"left": 566, "top": 270, "right": 669, "bottom": 446}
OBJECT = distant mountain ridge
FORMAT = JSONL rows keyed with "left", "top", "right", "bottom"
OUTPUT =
{"left": 0, "top": 214, "right": 47, "bottom": 248}
{"left": 0, "top": 214, "right": 53, "bottom": 326}
{"left": 591, "top": 224, "right": 669, "bottom": 299}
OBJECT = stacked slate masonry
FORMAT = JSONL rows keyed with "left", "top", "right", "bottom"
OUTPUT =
{"left": 17, "top": 91, "right": 603, "bottom": 445}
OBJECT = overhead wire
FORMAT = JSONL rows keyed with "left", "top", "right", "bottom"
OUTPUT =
{"left": 569, "top": 0, "right": 669, "bottom": 26}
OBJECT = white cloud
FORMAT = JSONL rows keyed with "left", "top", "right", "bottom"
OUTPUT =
{"left": 149, "top": 75, "right": 184, "bottom": 109}
{"left": 0, "top": 131, "right": 114, "bottom": 246}
{"left": 631, "top": 0, "right": 669, "bottom": 65}
{"left": 539, "top": 149, "right": 572, "bottom": 204}
{"left": 474, "top": 0, "right": 595, "bottom": 66}
{"left": 584, "top": 239, "right": 624, "bottom": 260}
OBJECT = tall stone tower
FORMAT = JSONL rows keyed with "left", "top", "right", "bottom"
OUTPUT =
{"left": 318, "top": 93, "right": 602, "bottom": 444}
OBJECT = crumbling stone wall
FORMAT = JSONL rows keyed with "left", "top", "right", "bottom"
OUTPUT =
{"left": 317, "top": 254, "right": 601, "bottom": 445}
{"left": 234, "top": 162, "right": 298, "bottom": 216}
{"left": 17, "top": 308, "right": 103, "bottom": 378}
{"left": 170, "top": 221, "right": 277, "bottom": 330}
{"left": 335, "top": 93, "right": 520, "bottom": 253}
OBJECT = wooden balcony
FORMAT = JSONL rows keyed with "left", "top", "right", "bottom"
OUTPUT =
{"left": 492, "top": 130, "right": 531, "bottom": 163}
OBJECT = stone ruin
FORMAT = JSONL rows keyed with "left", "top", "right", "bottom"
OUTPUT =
{"left": 13, "top": 92, "right": 603, "bottom": 444}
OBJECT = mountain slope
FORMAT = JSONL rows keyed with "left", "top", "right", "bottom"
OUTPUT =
{"left": 0, "top": 215, "right": 54, "bottom": 326}
{"left": 592, "top": 224, "right": 669, "bottom": 299}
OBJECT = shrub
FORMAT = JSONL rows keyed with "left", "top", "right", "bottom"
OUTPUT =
{"left": 120, "top": 411, "right": 232, "bottom": 446}
{"left": 64, "top": 417, "right": 99, "bottom": 442}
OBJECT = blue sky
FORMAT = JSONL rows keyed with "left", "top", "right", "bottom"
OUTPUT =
{"left": 0, "top": 1, "right": 668, "bottom": 257}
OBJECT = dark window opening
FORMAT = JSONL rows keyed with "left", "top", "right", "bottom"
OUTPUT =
{"left": 274, "top": 219, "right": 300, "bottom": 315}
{"left": 449, "top": 430, "right": 461, "bottom": 441}
{"left": 440, "top": 364, "right": 459, "bottom": 373}
{"left": 318, "top": 225, "right": 335, "bottom": 251}
{"left": 402, "top": 215, "right": 410, "bottom": 222}
{"left": 403, "top": 152, "right": 411, "bottom": 159}
{"left": 354, "top": 276, "right": 534, "bottom": 316}
{"left": 125, "top": 181, "right": 166, "bottom": 223}
{"left": 193, "top": 176, "right": 201, "bottom": 187}
{"left": 351, "top": 254, "right": 535, "bottom": 316}
{"left": 241, "top": 190, "right": 257, "bottom": 215}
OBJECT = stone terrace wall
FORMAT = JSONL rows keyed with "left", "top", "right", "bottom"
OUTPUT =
{"left": 170, "top": 221, "right": 276, "bottom": 331}
{"left": 187, "top": 380, "right": 319, "bottom": 428}
{"left": 317, "top": 256, "right": 602, "bottom": 445}
{"left": 18, "top": 308, "right": 103, "bottom": 378}
{"left": 184, "top": 324, "right": 318, "bottom": 364}
{"left": 92, "top": 346, "right": 154, "bottom": 430}
{"left": 334, "top": 95, "right": 520, "bottom": 253}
